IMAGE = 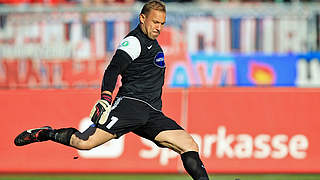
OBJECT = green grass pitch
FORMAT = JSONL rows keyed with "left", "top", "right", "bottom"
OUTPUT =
{"left": 1, "top": 174, "right": 320, "bottom": 180}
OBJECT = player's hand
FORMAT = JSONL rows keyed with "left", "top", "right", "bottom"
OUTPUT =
{"left": 90, "top": 94, "right": 112, "bottom": 125}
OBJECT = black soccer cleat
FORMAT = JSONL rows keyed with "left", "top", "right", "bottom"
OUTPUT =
{"left": 14, "top": 126, "right": 53, "bottom": 146}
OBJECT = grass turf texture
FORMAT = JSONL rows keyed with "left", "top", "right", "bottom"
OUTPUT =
{"left": 1, "top": 174, "right": 320, "bottom": 180}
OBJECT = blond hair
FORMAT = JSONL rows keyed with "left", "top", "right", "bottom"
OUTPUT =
{"left": 140, "top": 0, "right": 166, "bottom": 16}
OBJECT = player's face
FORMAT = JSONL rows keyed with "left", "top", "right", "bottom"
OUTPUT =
{"left": 140, "top": 9, "right": 166, "bottom": 40}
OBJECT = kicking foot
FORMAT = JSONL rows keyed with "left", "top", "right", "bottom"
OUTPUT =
{"left": 14, "top": 126, "right": 52, "bottom": 146}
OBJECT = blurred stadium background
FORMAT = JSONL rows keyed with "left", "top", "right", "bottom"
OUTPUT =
{"left": 1, "top": 0, "right": 320, "bottom": 179}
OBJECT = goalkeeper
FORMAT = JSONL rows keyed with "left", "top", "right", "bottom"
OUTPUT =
{"left": 14, "top": 1, "right": 210, "bottom": 180}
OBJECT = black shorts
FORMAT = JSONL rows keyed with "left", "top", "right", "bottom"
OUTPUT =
{"left": 95, "top": 97, "right": 184, "bottom": 142}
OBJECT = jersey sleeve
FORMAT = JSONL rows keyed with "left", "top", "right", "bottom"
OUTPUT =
{"left": 117, "top": 36, "right": 141, "bottom": 61}
{"left": 101, "top": 50, "right": 132, "bottom": 94}
{"left": 100, "top": 36, "right": 141, "bottom": 94}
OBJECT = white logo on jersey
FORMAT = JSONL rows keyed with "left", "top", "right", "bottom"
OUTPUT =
{"left": 147, "top": 45, "right": 152, "bottom": 49}
{"left": 117, "top": 36, "right": 141, "bottom": 61}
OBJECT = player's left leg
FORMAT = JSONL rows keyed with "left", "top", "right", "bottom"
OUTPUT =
{"left": 155, "top": 129, "right": 210, "bottom": 180}
{"left": 133, "top": 109, "right": 210, "bottom": 180}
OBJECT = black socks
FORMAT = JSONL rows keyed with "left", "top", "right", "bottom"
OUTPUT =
{"left": 39, "top": 130, "right": 209, "bottom": 180}
{"left": 38, "top": 128, "right": 78, "bottom": 146}
{"left": 181, "top": 151, "right": 210, "bottom": 180}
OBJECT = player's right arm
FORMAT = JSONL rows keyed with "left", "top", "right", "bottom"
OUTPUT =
{"left": 101, "top": 36, "right": 142, "bottom": 96}
{"left": 90, "top": 36, "right": 141, "bottom": 125}
{"left": 101, "top": 50, "right": 133, "bottom": 96}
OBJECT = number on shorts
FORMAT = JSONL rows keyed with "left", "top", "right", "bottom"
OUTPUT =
{"left": 106, "top": 116, "right": 119, "bottom": 129}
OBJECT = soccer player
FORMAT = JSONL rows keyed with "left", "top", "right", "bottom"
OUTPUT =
{"left": 14, "top": 1, "right": 210, "bottom": 179}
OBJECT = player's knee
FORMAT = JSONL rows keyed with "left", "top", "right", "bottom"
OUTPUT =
{"left": 184, "top": 139, "right": 199, "bottom": 153}
{"left": 176, "top": 136, "right": 199, "bottom": 154}
{"left": 192, "top": 141, "right": 199, "bottom": 151}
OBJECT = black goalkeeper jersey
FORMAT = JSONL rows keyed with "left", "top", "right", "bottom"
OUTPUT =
{"left": 116, "top": 26, "right": 165, "bottom": 111}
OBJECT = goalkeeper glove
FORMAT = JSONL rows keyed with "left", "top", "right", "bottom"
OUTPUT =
{"left": 90, "top": 93, "right": 112, "bottom": 125}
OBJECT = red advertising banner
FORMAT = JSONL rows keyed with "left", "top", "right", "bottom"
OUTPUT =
{"left": 0, "top": 88, "right": 320, "bottom": 173}
{"left": 187, "top": 88, "right": 320, "bottom": 173}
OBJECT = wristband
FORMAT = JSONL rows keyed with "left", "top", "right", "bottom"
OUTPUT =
{"left": 101, "top": 93, "right": 112, "bottom": 104}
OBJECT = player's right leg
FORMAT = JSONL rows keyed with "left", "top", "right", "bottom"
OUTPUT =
{"left": 14, "top": 126, "right": 54, "bottom": 146}
{"left": 70, "top": 125, "right": 116, "bottom": 150}
{"left": 14, "top": 97, "right": 145, "bottom": 149}
{"left": 14, "top": 125, "right": 116, "bottom": 150}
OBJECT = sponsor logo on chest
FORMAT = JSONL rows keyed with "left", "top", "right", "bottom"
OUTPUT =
{"left": 154, "top": 52, "right": 165, "bottom": 68}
